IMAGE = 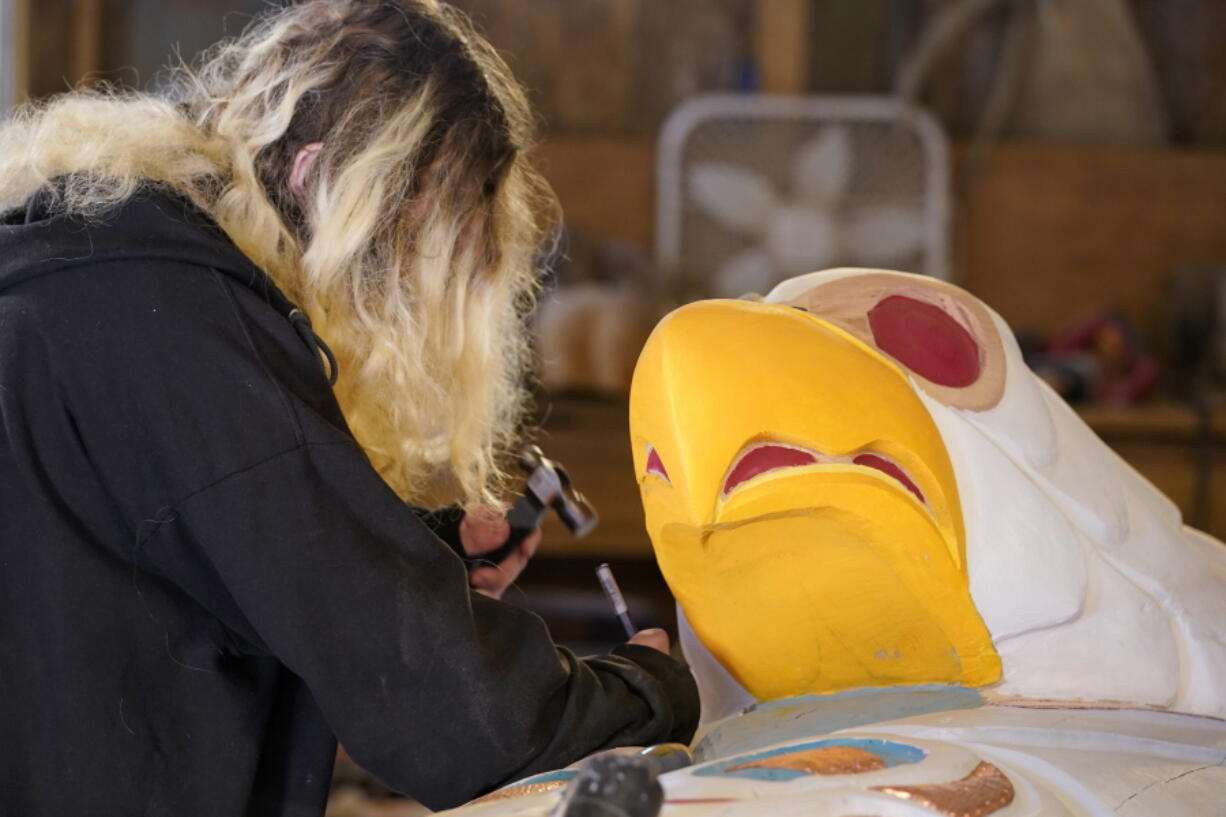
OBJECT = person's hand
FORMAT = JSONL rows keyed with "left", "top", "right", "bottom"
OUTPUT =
{"left": 627, "top": 628, "right": 670, "bottom": 655}
{"left": 460, "top": 504, "right": 540, "bottom": 600}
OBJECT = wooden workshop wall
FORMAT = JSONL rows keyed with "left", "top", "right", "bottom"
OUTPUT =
{"left": 534, "top": 138, "right": 656, "bottom": 252}
{"left": 538, "top": 136, "right": 1226, "bottom": 333}
{"left": 450, "top": 0, "right": 754, "bottom": 138}
{"left": 957, "top": 145, "right": 1226, "bottom": 340}
{"left": 15, "top": 0, "right": 1226, "bottom": 338}
{"left": 470, "top": 0, "right": 1226, "bottom": 344}
{"left": 22, "top": 0, "right": 268, "bottom": 97}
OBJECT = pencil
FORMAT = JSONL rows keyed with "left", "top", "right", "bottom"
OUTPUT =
{"left": 596, "top": 562, "right": 636, "bottom": 638}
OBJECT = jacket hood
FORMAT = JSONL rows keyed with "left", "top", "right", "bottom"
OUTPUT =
{"left": 0, "top": 187, "right": 296, "bottom": 317}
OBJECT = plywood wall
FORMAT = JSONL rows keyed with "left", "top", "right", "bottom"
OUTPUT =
{"left": 956, "top": 144, "right": 1226, "bottom": 338}
{"left": 536, "top": 137, "right": 1226, "bottom": 345}
{"left": 534, "top": 138, "right": 656, "bottom": 251}
{"left": 451, "top": 0, "right": 752, "bottom": 136}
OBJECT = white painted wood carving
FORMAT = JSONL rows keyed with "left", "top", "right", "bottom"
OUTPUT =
{"left": 442, "top": 269, "right": 1226, "bottom": 816}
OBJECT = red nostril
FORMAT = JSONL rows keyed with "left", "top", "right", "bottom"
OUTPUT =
{"left": 724, "top": 445, "right": 818, "bottom": 496}
{"left": 645, "top": 446, "right": 670, "bottom": 482}
{"left": 852, "top": 453, "right": 924, "bottom": 503}
{"left": 868, "top": 295, "right": 980, "bottom": 387}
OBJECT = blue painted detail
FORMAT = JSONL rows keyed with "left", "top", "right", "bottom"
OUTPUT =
{"left": 694, "top": 737, "right": 925, "bottom": 782}
{"left": 509, "top": 769, "right": 577, "bottom": 787}
{"left": 693, "top": 685, "right": 983, "bottom": 762}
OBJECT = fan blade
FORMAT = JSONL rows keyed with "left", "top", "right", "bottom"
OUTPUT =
{"left": 688, "top": 162, "right": 777, "bottom": 237}
{"left": 793, "top": 125, "right": 854, "bottom": 206}
{"left": 765, "top": 205, "right": 840, "bottom": 276}
{"left": 847, "top": 204, "right": 926, "bottom": 267}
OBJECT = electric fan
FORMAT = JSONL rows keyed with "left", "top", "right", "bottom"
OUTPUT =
{"left": 657, "top": 94, "right": 952, "bottom": 298}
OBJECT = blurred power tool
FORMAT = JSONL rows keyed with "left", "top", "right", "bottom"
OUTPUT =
{"left": 552, "top": 752, "right": 665, "bottom": 817}
{"left": 634, "top": 743, "right": 693, "bottom": 775}
{"left": 463, "top": 444, "right": 598, "bottom": 570}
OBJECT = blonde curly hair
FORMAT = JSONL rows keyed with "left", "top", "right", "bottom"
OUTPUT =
{"left": 0, "top": 0, "right": 557, "bottom": 506}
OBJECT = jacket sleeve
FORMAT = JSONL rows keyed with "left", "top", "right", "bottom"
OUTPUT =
{"left": 143, "top": 439, "right": 698, "bottom": 809}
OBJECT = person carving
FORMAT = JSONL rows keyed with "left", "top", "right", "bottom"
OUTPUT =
{"left": 0, "top": 2, "right": 697, "bottom": 815}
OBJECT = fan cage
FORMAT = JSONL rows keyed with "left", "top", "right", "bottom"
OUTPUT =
{"left": 657, "top": 94, "right": 952, "bottom": 294}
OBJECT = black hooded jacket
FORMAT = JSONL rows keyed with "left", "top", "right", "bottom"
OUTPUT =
{"left": 0, "top": 189, "right": 698, "bottom": 817}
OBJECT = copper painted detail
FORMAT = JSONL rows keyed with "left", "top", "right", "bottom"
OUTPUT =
{"left": 873, "top": 761, "right": 1015, "bottom": 817}
{"left": 726, "top": 746, "right": 886, "bottom": 775}
{"left": 467, "top": 779, "right": 570, "bottom": 805}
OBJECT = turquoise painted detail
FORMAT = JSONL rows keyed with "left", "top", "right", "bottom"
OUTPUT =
{"left": 506, "top": 769, "right": 576, "bottom": 788}
{"left": 694, "top": 737, "right": 925, "bottom": 782}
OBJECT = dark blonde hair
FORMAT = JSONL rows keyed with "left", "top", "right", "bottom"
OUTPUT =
{"left": 0, "top": 0, "right": 558, "bottom": 504}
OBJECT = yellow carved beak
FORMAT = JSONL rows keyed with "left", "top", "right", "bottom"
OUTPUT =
{"left": 630, "top": 300, "right": 1000, "bottom": 700}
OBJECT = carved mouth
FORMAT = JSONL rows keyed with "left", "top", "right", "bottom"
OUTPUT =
{"left": 722, "top": 442, "right": 925, "bottom": 504}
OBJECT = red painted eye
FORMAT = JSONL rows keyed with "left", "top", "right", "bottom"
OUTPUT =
{"left": 645, "top": 446, "right": 670, "bottom": 483}
{"left": 867, "top": 295, "right": 980, "bottom": 387}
